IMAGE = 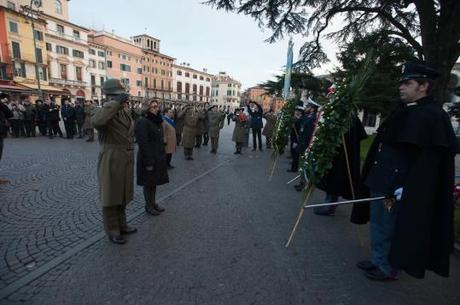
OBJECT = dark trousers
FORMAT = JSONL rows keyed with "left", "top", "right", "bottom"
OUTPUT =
{"left": 291, "top": 150, "right": 300, "bottom": 171}
{"left": 252, "top": 128, "right": 262, "bottom": 149}
{"left": 184, "top": 147, "right": 193, "bottom": 157}
{"left": 211, "top": 137, "right": 219, "bottom": 151}
{"left": 76, "top": 122, "right": 84, "bottom": 137}
{"left": 203, "top": 132, "right": 209, "bottom": 145}
{"left": 85, "top": 128, "right": 94, "bottom": 140}
{"left": 195, "top": 135, "right": 202, "bottom": 147}
{"left": 0, "top": 137, "right": 3, "bottom": 160}
{"left": 143, "top": 185, "right": 157, "bottom": 209}
{"left": 235, "top": 142, "right": 243, "bottom": 153}
{"left": 47, "top": 120, "right": 62, "bottom": 138}
{"left": 24, "top": 120, "right": 35, "bottom": 137}
{"left": 166, "top": 153, "right": 172, "bottom": 165}
{"left": 37, "top": 121, "right": 47, "bottom": 136}
{"left": 10, "top": 120, "right": 24, "bottom": 137}
{"left": 64, "top": 120, "right": 75, "bottom": 138}
{"left": 176, "top": 132, "right": 182, "bottom": 146}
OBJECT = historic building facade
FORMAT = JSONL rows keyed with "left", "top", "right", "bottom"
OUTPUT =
{"left": 172, "top": 63, "right": 212, "bottom": 104}
{"left": 211, "top": 72, "right": 241, "bottom": 110}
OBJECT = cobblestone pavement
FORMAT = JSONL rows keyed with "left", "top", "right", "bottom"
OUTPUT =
{"left": 0, "top": 125, "right": 459, "bottom": 305}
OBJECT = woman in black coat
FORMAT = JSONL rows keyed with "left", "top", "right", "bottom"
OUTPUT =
{"left": 135, "top": 100, "right": 169, "bottom": 216}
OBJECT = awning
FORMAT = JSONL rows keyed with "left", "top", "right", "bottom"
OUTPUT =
{"left": 0, "top": 81, "right": 32, "bottom": 94}
{"left": 19, "top": 83, "right": 66, "bottom": 94}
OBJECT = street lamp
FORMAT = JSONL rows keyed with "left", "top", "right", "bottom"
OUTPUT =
{"left": 23, "top": 0, "right": 43, "bottom": 101}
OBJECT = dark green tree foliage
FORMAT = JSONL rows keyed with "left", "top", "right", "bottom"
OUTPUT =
{"left": 335, "top": 31, "right": 418, "bottom": 115}
{"left": 204, "top": 0, "right": 460, "bottom": 103}
{"left": 259, "top": 73, "right": 332, "bottom": 100}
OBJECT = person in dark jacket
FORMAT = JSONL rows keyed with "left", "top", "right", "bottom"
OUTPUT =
{"left": 135, "top": 100, "right": 169, "bottom": 216}
{"left": 287, "top": 105, "right": 305, "bottom": 172}
{"left": 75, "top": 101, "right": 86, "bottom": 138}
{"left": 0, "top": 93, "right": 13, "bottom": 184}
{"left": 352, "top": 62, "right": 457, "bottom": 281}
{"left": 247, "top": 101, "right": 264, "bottom": 151}
{"left": 35, "top": 100, "right": 47, "bottom": 136}
{"left": 22, "top": 98, "right": 36, "bottom": 137}
{"left": 61, "top": 99, "right": 76, "bottom": 139}
{"left": 44, "top": 100, "right": 62, "bottom": 138}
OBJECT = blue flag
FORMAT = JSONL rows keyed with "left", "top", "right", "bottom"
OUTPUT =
{"left": 283, "top": 39, "right": 294, "bottom": 100}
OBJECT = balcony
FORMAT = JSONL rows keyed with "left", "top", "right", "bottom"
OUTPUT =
{"left": 50, "top": 78, "right": 87, "bottom": 87}
{"left": 47, "top": 29, "right": 86, "bottom": 44}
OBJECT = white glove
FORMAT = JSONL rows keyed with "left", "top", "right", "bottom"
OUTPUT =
{"left": 394, "top": 187, "right": 403, "bottom": 201}
{"left": 145, "top": 166, "right": 154, "bottom": 171}
{"left": 292, "top": 143, "right": 298, "bottom": 149}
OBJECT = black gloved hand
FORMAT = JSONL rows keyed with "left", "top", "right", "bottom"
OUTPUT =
{"left": 113, "top": 93, "right": 130, "bottom": 104}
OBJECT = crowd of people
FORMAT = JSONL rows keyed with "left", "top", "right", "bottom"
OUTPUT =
{"left": 0, "top": 61, "right": 457, "bottom": 283}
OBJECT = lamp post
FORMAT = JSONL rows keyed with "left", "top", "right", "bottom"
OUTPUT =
{"left": 24, "top": 0, "right": 43, "bottom": 100}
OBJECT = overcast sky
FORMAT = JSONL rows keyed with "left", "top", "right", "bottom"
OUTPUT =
{"left": 68, "top": 0, "right": 339, "bottom": 89}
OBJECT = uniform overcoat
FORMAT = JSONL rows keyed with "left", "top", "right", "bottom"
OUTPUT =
{"left": 162, "top": 117, "right": 177, "bottom": 154}
{"left": 177, "top": 107, "right": 204, "bottom": 148}
{"left": 207, "top": 111, "right": 225, "bottom": 138}
{"left": 232, "top": 114, "right": 248, "bottom": 143}
{"left": 262, "top": 112, "right": 277, "bottom": 137}
{"left": 91, "top": 101, "right": 134, "bottom": 207}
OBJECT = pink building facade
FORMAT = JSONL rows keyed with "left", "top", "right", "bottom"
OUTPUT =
{"left": 89, "top": 31, "right": 144, "bottom": 98}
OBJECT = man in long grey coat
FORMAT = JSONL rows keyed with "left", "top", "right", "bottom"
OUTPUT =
{"left": 177, "top": 104, "right": 205, "bottom": 160}
{"left": 207, "top": 105, "right": 226, "bottom": 153}
{"left": 91, "top": 79, "right": 136, "bottom": 245}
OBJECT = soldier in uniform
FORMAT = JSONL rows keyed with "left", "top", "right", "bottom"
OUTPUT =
{"left": 91, "top": 79, "right": 136, "bottom": 245}
{"left": 195, "top": 103, "right": 207, "bottom": 148}
{"left": 207, "top": 104, "right": 226, "bottom": 154}
{"left": 262, "top": 107, "right": 277, "bottom": 149}
{"left": 352, "top": 62, "right": 457, "bottom": 280}
{"left": 83, "top": 100, "right": 95, "bottom": 142}
{"left": 177, "top": 104, "right": 205, "bottom": 160}
{"left": 232, "top": 107, "right": 248, "bottom": 154}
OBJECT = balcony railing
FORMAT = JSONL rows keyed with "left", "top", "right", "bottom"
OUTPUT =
{"left": 50, "top": 78, "right": 87, "bottom": 87}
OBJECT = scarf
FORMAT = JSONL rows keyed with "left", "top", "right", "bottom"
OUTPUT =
{"left": 162, "top": 115, "right": 175, "bottom": 128}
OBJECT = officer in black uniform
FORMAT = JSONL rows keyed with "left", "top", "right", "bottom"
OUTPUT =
{"left": 352, "top": 62, "right": 457, "bottom": 281}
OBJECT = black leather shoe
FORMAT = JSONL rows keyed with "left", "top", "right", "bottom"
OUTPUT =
{"left": 145, "top": 206, "right": 161, "bottom": 216}
{"left": 365, "top": 268, "right": 398, "bottom": 281}
{"left": 356, "top": 260, "right": 377, "bottom": 271}
{"left": 154, "top": 204, "right": 165, "bottom": 212}
{"left": 121, "top": 226, "right": 138, "bottom": 235}
{"left": 108, "top": 235, "right": 126, "bottom": 245}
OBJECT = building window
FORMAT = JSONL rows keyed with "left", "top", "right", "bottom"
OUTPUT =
{"left": 56, "top": 24, "right": 64, "bottom": 35}
{"left": 38, "top": 67, "right": 47, "bottom": 81}
{"left": 89, "top": 59, "right": 96, "bottom": 68}
{"left": 121, "top": 78, "right": 129, "bottom": 86}
{"left": 73, "top": 30, "right": 80, "bottom": 39}
{"left": 206, "top": 77, "right": 210, "bottom": 82}
{"left": 206, "top": 87, "right": 210, "bottom": 97}
{"left": 161, "top": 70, "right": 165, "bottom": 76}
{"left": 107, "top": 60, "right": 112, "bottom": 68}
{"left": 11, "top": 41, "right": 21, "bottom": 59}
{"left": 200, "top": 76, "right": 204, "bottom": 81}
{"left": 177, "top": 81, "right": 182, "bottom": 93}
{"left": 0, "top": 64, "right": 8, "bottom": 80}
{"left": 90, "top": 74, "right": 96, "bottom": 85}
{"left": 185, "top": 72, "right": 190, "bottom": 78}
{"left": 120, "top": 64, "right": 131, "bottom": 72}
{"left": 89, "top": 48, "right": 96, "bottom": 55}
{"left": 193, "top": 84, "right": 197, "bottom": 93}
{"left": 34, "top": 30, "right": 44, "bottom": 41}
{"left": 46, "top": 43, "right": 52, "bottom": 51}
{"left": 227, "top": 90, "right": 232, "bottom": 96}
{"left": 161, "top": 80, "right": 164, "bottom": 89}
{"left": 9, "top": 21, "right": 18, "bottom": 33}
{"left": 35, "top": 48, "right": 43, "bottom": 63}
{"left": 137, "top": 67, "right": 142, "bottom": 74}
{"left": 56, "top": 45, "right": 69, "bottom": 55}
{"left": 14, "top": 62, "right": 26, "bottom": 77}
{"left": 72, "top": 49, "right": 84, "bottom": 58}
{"left": 153, "top": 79, "right": 156, "bottom": 89}
{"left": 55, "top": 0, "right": 63, "bottom": 14}
{"left": 193, "top": 74, "right": 197, "bottom": 79}
{"left": 177, "top": 70, "right": 182, "bottom": 76}
{"left": 75, "top": 67, "right": 82, "bottom": 81}
{"left": 168, "top": 81, "right": 171, "bottom": 90}
{"left": 98, "top": 51, "right": 105, "bottom": 57}
{"left": 60, "top": 64, "right": 67, "bottom": 79}
{"left": 185, "top": 83, "right": 190, "bottom": 94}
{"left": 136, "top": 80, "right": 142, "bottom": 87}
{"left": 7, "top": 1, "right": 15, "bottom": 10}
{"left": 98, "top": 61, "right": 105, "bottom": 69}
{"left": 199, "top": 85, "right": 203, "bottom": 96}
